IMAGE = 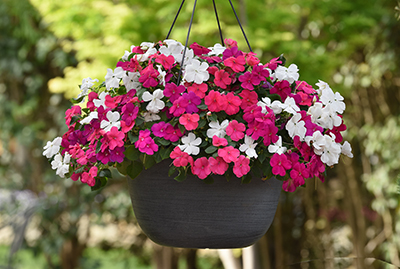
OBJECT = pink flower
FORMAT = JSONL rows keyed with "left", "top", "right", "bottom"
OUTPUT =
{"left": 212, "top": 136, "right": 228, "bottom": 147}
{"left": 243, "top": 105, "right": 262, "bottom": 123}
{"left": 270, "top": 153, "right": 291, "bottom": 177}
{"left": 264, "top": 57, "right": 282, "bottom": 70}
{"left": 109, "top": 146, "right": 125, "bottom": 163}
{"left": 155, "top": 54, "right": 175, "bottom": 70}
{"left": 192, "top": 157, "right": 211, "bottom": 179}
{"left": 106, "top": 126, "right": 125, "bottom": 150}
{"left": 164, "top": 83, "right": 185, "bottom": 103}
{"left": 117, "top": 57, "right": 141, "bottom": 72}
{"left": 182, "top": 92, "right": 201, "bottom": 113}
{"left": 170, "top": 147, "right": 193, "bottom": 167}
{"left": 65, "top": 105, "right": 81, "bottom": 126}
{"left": 151, "top": 122, "right": 169, "bottom": 138}
{"left": 223, "top": 56, "right": 245, "bottom": 72}
{"left": 81, "top": 166, "right": 98, "bottom": 187}
{"left": 208, "top": 156, "right": 228, "bottom": 175}
{"left": 233, "top": 155, "right": 250, "bottom": 178}
{"left": 226, "top": 120, "right": 245, "bottom": 141}
{"left": 214, "top": 69, "right": 232, "bottom": 89}
{"left": 246, "top": 121, "right": 265, "bottom": 140}
{"left": 135, "top": 129, "right": 151, "bottom": 149}
{"left": 282, "top": 179, "right": 297, "bottom": 192}
{"left": 224, "top": 38, "right": 238, "bottom": 48}
{"left": 138, "top": 137, "right": 158, "bottom": 155}
{"left": 245, "top": 52, "right": 260, "bottom": 66}
{"left": 224, "top": 92, "right": 241, "bottom": 115}
{"left": 218, "top": 146, "right": 240, "bottom": 163}
{"left": 270, "top": 80, "right": 291, "bottom": 101}
{"left": 252, "top": 65, "right": 270, "bottom": 81}
{"left": 204, "top": 90, "right": 223, "bottom": 112}
{"left": 187, "top": 83, "right": 208, "bottom": 99}
{"left": 239, "top": 90, "right": 258, "bottom": 110}
{"left": 179, "top": 113, "right": 200, "bottom": 131}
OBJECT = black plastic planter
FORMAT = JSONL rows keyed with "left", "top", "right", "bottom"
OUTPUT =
{"left": 127, "top": 160, "right": 282, "bottom": 249}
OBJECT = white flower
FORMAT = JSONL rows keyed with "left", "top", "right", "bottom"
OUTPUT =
{"left": 160, "top": 40, "right": 185, "bottom": 63}
{"left": 257, "top": 97, "right": 283, "bottom": 114}
{"left": 183, "top": 59, "right": 210, "bottom": 84}
{"left": 320, "top": 134, "right": 341, "bottom": 166}
{"left": 315, "top": 80, "right": 331, "bottom": 95}
{"left": 43, "top": 137, "right": 62, "bottom": 158}
{"left": 208, "top": 43, "right": 226, "bottom": 56}
{"left": 281, "top": 97, "right": 300, "bottom": 115}
{"left": 80, "top": 111, "right": 98, "bottom": 125}
{"left": 93, "top": 92, "right": 108, "bottom": 108}
{"left": 318, "top": 104, "right": 342, "bottom": 129}
{"left": 78, "top": 77, "right": 98, "bottom": 99}
{"left": 136, "top": 47, "right": 157, "bottom": 62}
{"left": 320, "top": 85, "right": 346, "bottom": 114}
{"left": 274, "top": 64, "right": 299, "bottom": 84}
{"left": 122, "top": 72, "right": 141, "bottom": 91}
{"left": 305, "top": 131, "right": 325, "bottom": 155}
{"left": 100, "top": 111, "right": 121, "bottom": 132}
{"left": 105, "top": 67, "right": 125, "bottom": 90}
{"left": 308, "top": 102, "right": 324, "bottom": 123}
{"left": 157, "top": 65, "right": 167, "bottom": 86}
{"left": 286, "top": 113, "right": 306, "bottom": 140}
{"left": 121, "top": 45, "right": 135, "bottom": 61}
{"left": 143, "top": 112, "right": 161, "bottom": 122}
{"left": 206, "top": 119, "right": 229, "bottom": 138}
{"left": 239, "top": 135, "right": 258, "bottom": 158}
{"left": 51, "top": 153, "right": 71, "bottom": 178}
{"left": 341, "top": 141, "right": 353, "bottom": 158}
{"left": 140, "top": 42, "right": 155, "bottom": 50}
{"left": 268, "top": 136, "right": 287, "bottom": 155}
{"left": 178, "top": 132, "right": 202, "bottom": 155}
{"left": 142, "top": 89, "right": 165, "bottom": 113}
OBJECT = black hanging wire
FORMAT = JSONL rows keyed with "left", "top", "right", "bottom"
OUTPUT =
{"left": 176, "top": 0, "right": 198, "bottom": 85}
{"left": 166, "top": 0, "right": 186, "bottom": 40}
{"left": 227, "top": 0, "right": 252, "bottom": 52}
{"left": 212, "top": 0, "right": 224, "bottom": 45}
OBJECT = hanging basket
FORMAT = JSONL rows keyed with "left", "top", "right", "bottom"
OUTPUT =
{"left": 127, "top": 160, "right": 282, "bottom": 249}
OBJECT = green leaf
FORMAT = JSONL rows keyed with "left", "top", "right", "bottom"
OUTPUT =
{"left": 174, "top": 167, "right": 187, "bottom": 182}
{"left": 203, "top": 175, "right": 214, "bottom": 184}
{"left": 258, "top": 151, "right": 267, "bottom": 164}
{"left": 143, "top": 154, "right": 156, "bottom": 169}
{"left": 127, "top": 161, "right": 143, "bottom": 180}
{"left": 96, "top": 141, "right": 102, "bottom": 154}
{"left": 116, "top": 160, "right": 131, "bottom": 175}
{"left": 71, "top": 95, "right": 85, "bottom": 104}
{"left": 153, "top": 150, "right": 163, "bottom": 163}
{"left": 91, "top": 177, "right": 108, "bottom": 191}
{"left": 198, "top": 119, "right": 207, "bottom": 128}
{"left": 262, "top": 164, "right": 273, "bottom": 179}
{"left": 168, "top": 165, "right": 177, "bottom": 177}
{"left": 70, "top": 115, "right": 80, "bottom": 125}
{"left": 135, "top": 117, "right": 144, "bottom": 126}
{"left": 128, "top": 133, "right": 138, "bottom": 144}
{"left": 160, "top": 147, "right": 173, "bottom": 160}
{"left": 197, "top": 104, "right": 208, "bottom": 110}
{"left": 241, "top": 173, "right": 252, "bottom": 184}
{"left": 125, "top": 146, "right": 140, "bottom": 161}
{"left": 178, "top": 124, "right": 186, "bottom": 134}
{"left": 205, "top": 146, "right": 217, "bottom": 154}
{"left": 98, "top": 169, "right": 112, "bottom": 179}
{"left": 157, "top": 138, "right": 170, "bottom": 146}
{"left": 209, "top": 114, "right": 218, "bottom": 122}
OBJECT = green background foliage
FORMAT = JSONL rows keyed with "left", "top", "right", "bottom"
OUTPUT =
{"left": 1, "top": 0, "right": 399, "bottom": 268}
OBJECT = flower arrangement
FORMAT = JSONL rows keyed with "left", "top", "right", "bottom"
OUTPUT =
{"left": 44, "top": 38, "right": 353, "bottom": 192}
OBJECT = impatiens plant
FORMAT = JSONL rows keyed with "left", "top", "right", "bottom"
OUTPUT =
{"left": 44, "top": 38, "right": 353, "bottom": 192}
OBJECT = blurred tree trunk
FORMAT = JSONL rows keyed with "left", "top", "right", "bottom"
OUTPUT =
{"left": 60, "top": 235, "right": 86, "bottom": 269}
{"left": 152, "top": 245, "right": 179, "bottom": 269}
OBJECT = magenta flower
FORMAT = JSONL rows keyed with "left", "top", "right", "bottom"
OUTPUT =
{"left": 218, "top": 146, "right": 240, "bottom": 163}
{"left": 138, "top": 65, "right": 159, "bottom": 88}
{"left": 246, "top": 121, "right": 265, "bottom": 140}
{"left": 151, "top": 122, "right": 169, "bottom": 138}
{"left": 170, "top": 96, "right": 189, "bottom": 117}
{"left": 182, "top": 92, "right": 201, "bottom": 113}
{"left": 222, "top": 46, "right": 242, "bottom": 60}
{"left": 121, "top": 103, "right": 139, "bottom": 126}
{"left": 214, "top": 69, "right": 232, "bottom": 89}
{"left": 190, "top": 42, "right": 211, "bottom": 56}
{"left": 270, "top": 80, "right": 291, "bottom": 101}
{"left": 305, "top": 120, "right": 324, "bottom": 137}
{"left": 97, "top": 149, "right": 111, "bottom": 164}
{"left": 282, "top": 179, "right": 296, "bottom": 192}
{"left": 164, "top": 83, "right": 185, "bottom": 103}
{"left": 208, "top": 156, "right": 229, "bottom": 175}
{"left": 179, "top": 113, "right": 200, "bottom": 131}
{"left": 252, "top": 65, "right": 269, "bottom": 81}
{"left": 109, "top": 146, "right": 125, "bottom": 163}
{"left": 290, "top": 162, "right": 310, "bottom": 187}
{"left": 239, "top": 72, "right": 260, "bottom": 90}
{"left": 192, "top": 157, "right": 211, "bottom": 179}
{"left": 226, "top": 120, "right": 245, "bottom": 141}
{"left": 262, "top": 122, "right": 279, "bottom": 146}
{"left": 243, "top": 105, "right": 262, "bottom": 123}
{"left": 135, "top": 130, "right": 151, "bottom": 149}
{"left": 233, "top": 155, "right": 250, "bottom": 178}
{"left": 116, "top": 57, "right": 141, "bottom": 72}
{"left": 270, "top": 153, "right": 291, "bottom": 177}
{"left": 164, "top": 125, "right": 183, "bottom": 142}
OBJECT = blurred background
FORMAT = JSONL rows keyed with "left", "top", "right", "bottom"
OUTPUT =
{"left": 0, "top": 0, "right": 399, "bottom": 268}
